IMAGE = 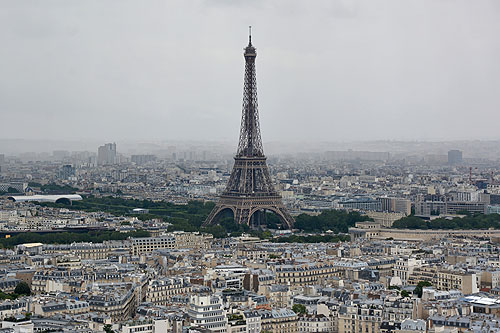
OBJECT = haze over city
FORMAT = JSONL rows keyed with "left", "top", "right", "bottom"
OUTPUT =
{"left": 1, "top": 0, "right": 500, "bottom": 143}
{"left": 3, "top": 1, "right": 500, "bottom": 333}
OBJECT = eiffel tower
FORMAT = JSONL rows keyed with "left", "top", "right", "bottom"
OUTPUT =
{"left": 204, "top": 29, "right": 294, "bottom": 229}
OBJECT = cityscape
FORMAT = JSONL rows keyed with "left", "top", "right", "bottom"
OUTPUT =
{"left": 1, "top": 1, "right": 500, "bottom": 333}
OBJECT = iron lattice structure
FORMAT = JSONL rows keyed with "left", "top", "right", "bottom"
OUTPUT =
{"left": 204, "top": 32, "right": 294, "bottom": 229}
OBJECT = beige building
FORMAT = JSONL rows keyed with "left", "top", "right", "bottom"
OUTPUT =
{"left": 275, "top": 264, "right": 338, "bottom": 287}
{"left": 43, "top": 242, "right": 113, "bottom": 260}
{"left": 408, "top": 266, "right": 479, "bottom": 294}
{"left": 393, "top": 258, "right": 422, "bottom": 284}
{"left": 131, "top": 235, "right": 175, "bottom": 255}
{"left": 259, "top": 308, "right": 298, "bottom": 333}
{"left": 366, "top": 211, "right": 407, "bottom": 228}
{"left": 131, "top": 232, "right": 213, "bottom": 255}
{"left": 88, "top": 284, "right": 137, "bottom": 321}
{"left": 171, "top": 231, "right": 213, "bottom": 249}
{"left": 145, "top": 277, "right": 191, "bottom": 306}
{"left": 481, "top": 270, "right": 500, "bottom": 289}
{"left": 338, "top": 302, "right": 383, "bottom": 333}
{"left": 350, "top": 225, "right": 500, "bottom": 242}
{"left": 435, "top": 270, "right": 479, "bottom": 294}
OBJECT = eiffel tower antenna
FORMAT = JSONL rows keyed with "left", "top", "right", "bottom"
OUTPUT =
{"left": 204, "top": 30, "right": 294, "bottom": 229}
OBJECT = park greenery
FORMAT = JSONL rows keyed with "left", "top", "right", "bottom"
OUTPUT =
{"left": 271, "top": 234, "right": 350, "bottom": 243}
{"left": 103, "top": 324, "right": 115, "bottom": 333}
{"left": 392, "top": 214, "right": 500, "bottom": 230}
{"left": 0, "top": 282, "right": 31, "bottom": 300}
{"left": 292, "top": 304, "right": 308, "bottom": 315}
{"left": 293, "top": 210, "right": 372, "bottom": 233}
{"left": 0, "top": 187, "right": 21, "bottom": 195}
{"left": 40, "top": 196, "right": 367, "bottom": 241}
{"left": 0, "top": 230, "right": 150, "bottom": 248}
{"left": 28, "top": 182, "right": 78, "bottom": 193}
{"left": 414, "top": 281, "right": 432, "bottom": 298}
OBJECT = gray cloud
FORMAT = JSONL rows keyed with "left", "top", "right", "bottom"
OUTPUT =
{"left": 0, "top": 0, "right": 499, "bottom": 143}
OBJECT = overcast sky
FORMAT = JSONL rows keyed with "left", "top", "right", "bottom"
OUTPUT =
{"left": 1, "top": 0, "right": 499, "bottom": 143}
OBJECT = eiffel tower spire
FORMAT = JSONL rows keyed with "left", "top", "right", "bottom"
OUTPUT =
{"left": 237, "top": 26, "right": 263, "bottom": 157}
{"left": 204, "top": 30, "right": 294, "bottom": 229}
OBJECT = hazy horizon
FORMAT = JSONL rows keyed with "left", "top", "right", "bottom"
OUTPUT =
{"left": 2, "top": 138, "right": 500, "bottom": 160}
{"left": 1, "top": 0, "right": 499, "bottom": 142}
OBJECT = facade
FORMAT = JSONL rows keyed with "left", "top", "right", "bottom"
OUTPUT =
{"left": 338, "top": 302, "right": 383, "bottom": 333}
{"left": 435, "top": 270, "right": 479, "bottom": 294}
{"left": 97, "top": 143, "right": 117, "bottom": 166}
{"left": 172, "top": 231, "right": 213, "bottom": 249}
{"left": 378, "top": 197, "right": 411, "bottom": 216}
{"left": 350, "top": 225, "right": 500, "bottom": 242}
{"left": 244, "top": 310, "right": 261, "bottom": 333}
{"left": 43, "top": 243, "right": 112, "bottom": 260}
{"left": 259, "top": 308, "right": 298, "bottom": 333}
{"left": 131, "top": 236, "right": 175, "bottom": 255}
{"left": 415, "top": 195, "right": 487, "bottom": 216}
{"left": 298, "top": 314, "right": 334, "bottom": 332}
{"left": 275, "top": 265, "right": 337, "bottom": 287}
{"left": 88, "top": 285, "right": 137, "bottom": 322}
{"left": 145, "top": 278, "right": 191, "bottom": 306}
{"left": 393, "top": 258, "right": 422, "bottom": 284}
{"left": 366, "top": 211, "right": 407, "bottom": 228}
{"left": 188, "top": 295, "right": 227, "bottom": 332}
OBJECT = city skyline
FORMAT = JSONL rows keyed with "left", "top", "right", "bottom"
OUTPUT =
{"left": 1, "top": 2, "right": 500, "bottom": 332}
{"left": 1, "top": 0, "right": 499, "bottom": 142}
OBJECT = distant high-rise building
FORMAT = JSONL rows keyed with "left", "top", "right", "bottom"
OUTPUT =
{"left": 59, "top": 164, "right": 75, "bottom": 180}
{"left": 97, "top": 143, "right": 117, "bottom": 166}
{"left": 378, "top": 197, "right": 411, "bottom": 216}
{"left": 0, "top": 154, "right": 4, "bottom": 164}
{"left": 52, "top": 150, "right": 70, "bottom": 160}
{"left": 131, "top": 154, "right": 156, "bottom": 164}
{"left": 448, "top": 150, "right": 463, "bottom": 165}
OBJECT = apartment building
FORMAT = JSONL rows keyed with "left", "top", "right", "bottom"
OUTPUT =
{"left": 188, "top": 295, "right": 227, "bottom": 332}
{"left": 393, "top": 258, "right": 422, "bottom": 284}
{"left": 259, "top": 308, "right": 298, "bottom": 333}
{"left": 338, "top": 302, "right": 383, "bottom": 333}
{"left": 43, "top": 243, "right": 113, "bottom": 260}
{"left": 275, "top": 264, "right": 337, "bottom": 287}
{"left": 131, "top": 236, "right": 175, "bottom": 255}
{"left": 435, "top": 270, "right": 479, "bottom": 294}
{"left": 298, "top": 314, "right": 334, "bottom": 332}
{"left": 87, "top": 284, "right": 137, "bottom": 321}
{"left": 145, "top": 277, "right": 191, "bottom": 306}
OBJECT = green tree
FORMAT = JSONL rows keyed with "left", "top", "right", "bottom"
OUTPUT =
{"left": 401, "top": 290, "right": 410, "bottom": 298}
{"left": 292, "top": 304, "right": 308, "bottom": 315}
{"left": 7, "top": 187, "right": 19, "bottom": 193}
{"left": 294, "top": 210, "right": 371, "bottom": 233}
{"left": 393, "top": 213, "right": 500, "bottom": 230}
{"left": 413, "top": 281, "right": 432, "bottom": 298}
{"left": 103, "top": 324, "right": 114, "bottom": 333}
{"left": 14, "top": 282, "right": 30, "bottom": 296}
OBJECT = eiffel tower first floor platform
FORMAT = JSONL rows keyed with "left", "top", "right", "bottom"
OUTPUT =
{"left": 203, "top": 194, "right": 294, "bottom": 229}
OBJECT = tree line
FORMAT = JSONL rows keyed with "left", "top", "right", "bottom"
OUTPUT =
{"left": 0, "top": 230, "right": 150, "bottom": 248}
{"left": 392, "top": 214, "right": 500, "bottom": 230}
{"left": 40, "top": 196, "right": 370, "bottom": 241}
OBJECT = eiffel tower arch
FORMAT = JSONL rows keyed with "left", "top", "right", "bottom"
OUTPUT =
{"left": 204, "top": 28, "right": 294, "bottom": 229}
